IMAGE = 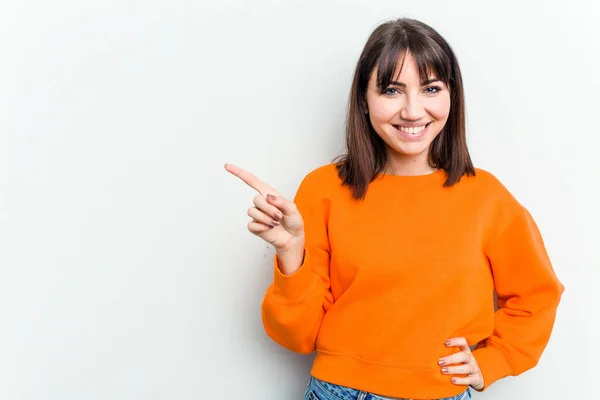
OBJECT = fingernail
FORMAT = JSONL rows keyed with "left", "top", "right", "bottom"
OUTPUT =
{"left": 267, "top": 194, "right": 276, "bottom": 201}
{"left": 274, "top": 212, "right": 283, "bottom": 220}
{"left": 451, "top": 378, "right": 457, "bottom": 384}
{"left": 441, "top": 367, "right": 448, "bottom": 373}
{"left": 272, "top": 220, "right": 280, "bottom": 226}
{"left": 438, "top": 360, "right": 445, "bottom": 366}
{"left": 445, "top": 341, "right": 451, "bottom": 346}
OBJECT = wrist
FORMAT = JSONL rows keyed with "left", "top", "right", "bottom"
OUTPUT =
{"left": 276, "top": 238, "right": 305, "bottom": 275}
{"left": 277, "top": 236, "right": 305, "bottom": 254}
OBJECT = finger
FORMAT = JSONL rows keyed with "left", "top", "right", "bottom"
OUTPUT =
{"left": 441, "top": 364, "right": 477, "bottom": 376}
{"left": 248, "top": 220, "right": 274, "bottom": 234}
{"left": 439, "top": 337, "right": 473, "bottom": 366}
{"left": 248, "top": 207, "right": 280, "bottom": 227}
{"left": 450, "top": 376, "right": 481, "bottom": 387}
{"left": 438, "top": 351, "right": 471, "bottom": 366}
{"left": 445, "top": 337, "right": 470, "bottom": 352}
{"left": 265, "top": 193, "right": 298, "bottom": 217}
{"left": 254, "top": 195, "right": 284, "bottom": 221}
{"left": 224, "top": 164, "right": 278, "bottom": 196}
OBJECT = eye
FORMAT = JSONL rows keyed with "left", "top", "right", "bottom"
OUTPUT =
{"left": 424, "top": 86, "right": 442, "bottom": 94}
{"left": 383, "top": 87, "right": 400, "bottom": 95}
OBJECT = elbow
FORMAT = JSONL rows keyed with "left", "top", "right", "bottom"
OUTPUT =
{"left": 261, "top": 292, "right": 324, "bottom": 355}
{"left": 263, "top": 324, "right": 316, "bottom": 354}
{"left": 513, "top": 352, "right": 540, "bottom": 376}
{"left": 261, "top": 303, "right": 318, "bottom": 355}
{"left": 533, "top": 277, "right": 564, "bottom": 311}
{"left": 293, "top": 341, "right": 317, "bottom": 355}
{"left": 547, "top": 278, "right": 565, "bottom": 307}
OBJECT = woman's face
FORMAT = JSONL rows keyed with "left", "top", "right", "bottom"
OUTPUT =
{"left": 365, "top": 52, "right": 451, "bottom": 172}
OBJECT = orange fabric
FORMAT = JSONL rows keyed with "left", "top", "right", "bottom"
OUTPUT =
{"left": 261, "top": 164, "right": 563, "bottom": 399}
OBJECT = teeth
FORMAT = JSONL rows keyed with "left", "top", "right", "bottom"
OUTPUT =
{"left": 397, "top": 125, "right": 426, "bottom": 134}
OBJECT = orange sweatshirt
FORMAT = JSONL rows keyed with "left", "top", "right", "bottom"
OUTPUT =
{"left": 261, "top": 164, "right": 564, "bottom": 399}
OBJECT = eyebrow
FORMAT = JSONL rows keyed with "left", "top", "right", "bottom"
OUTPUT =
{"left": 389, "top": 78, "right": 441, "bottom": 87}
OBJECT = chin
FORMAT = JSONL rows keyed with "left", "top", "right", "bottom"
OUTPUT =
{"left": 389, "top": 142, "right": 432, "bottom": 157}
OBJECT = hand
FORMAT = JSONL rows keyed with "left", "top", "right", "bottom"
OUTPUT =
{"left": 438, "top": 337, "right": 485, "bottom": 391}
{"left": 224, "top": 163, "right": 305, "bottom": 251}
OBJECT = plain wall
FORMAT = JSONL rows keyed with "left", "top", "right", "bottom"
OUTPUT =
{"left": 0, "top": 1, "right": 597, "bottom": 399}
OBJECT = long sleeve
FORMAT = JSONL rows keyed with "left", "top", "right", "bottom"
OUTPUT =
{"left": 473, "top": 206, "right": 564, "bottom": 390}
{"left": 261, "top": 171, "right": 334, "bottom": 354}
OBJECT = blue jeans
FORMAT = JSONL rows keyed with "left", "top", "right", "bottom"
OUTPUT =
{"left": 304, "top": 376, "right": 471, "bottom": 400}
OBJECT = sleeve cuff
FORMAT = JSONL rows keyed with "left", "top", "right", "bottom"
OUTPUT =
{"left": 472, "top": 344, "right": 514, "bottom": 391}
{"left": 271, "top": 249, "right": 317, "bottom": 303}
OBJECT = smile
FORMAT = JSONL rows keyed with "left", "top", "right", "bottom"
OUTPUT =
{"left": 392, "top": 122, "right": 431, "bottom": 139}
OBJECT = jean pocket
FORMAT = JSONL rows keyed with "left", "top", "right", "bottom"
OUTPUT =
{"left": 308, "top": 392, "right": 319, "bottom": 400}
{"left": 304, "top": 377, "right": 321, "bottom": 400}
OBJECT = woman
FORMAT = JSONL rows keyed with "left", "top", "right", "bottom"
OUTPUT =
{"left": 225, "top": 18, "right": 563, "bottom": 400}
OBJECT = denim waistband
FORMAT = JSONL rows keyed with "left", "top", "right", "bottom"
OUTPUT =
{"left": 305, "top": 376, "right": 471, "bottom": 400}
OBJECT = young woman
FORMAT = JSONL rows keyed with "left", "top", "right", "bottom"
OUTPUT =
{"left": 225, "top": 18, "right": 563, "bottom": 400}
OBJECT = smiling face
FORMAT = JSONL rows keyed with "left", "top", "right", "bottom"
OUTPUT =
{"left": 365, "top": 52, "right": 451, "bottom": 175}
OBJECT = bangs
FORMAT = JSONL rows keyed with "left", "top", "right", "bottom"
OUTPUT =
{"left": 375, "top": 36, "right": 452, "bottom": 91}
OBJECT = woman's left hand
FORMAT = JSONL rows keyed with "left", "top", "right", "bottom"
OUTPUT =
{"left": 438, "top": 337, "right": 485, "bottom": 390}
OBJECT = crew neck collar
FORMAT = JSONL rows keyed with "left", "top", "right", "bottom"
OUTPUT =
{"left": 376, "top": 168, "right": 446, "bottom": 181}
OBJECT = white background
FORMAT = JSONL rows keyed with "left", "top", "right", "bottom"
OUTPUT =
{"left": 0, "top": 1, "right": 597, "bottom": 399}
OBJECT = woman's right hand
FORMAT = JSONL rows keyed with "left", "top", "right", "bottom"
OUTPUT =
{"left": 225, "top": 164, "right": 305, "bottom": 255}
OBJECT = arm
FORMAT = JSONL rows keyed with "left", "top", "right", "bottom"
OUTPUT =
{"left": 261, "top": 172, "right": 334, "bottom": 354}
{"left": 473, "top": 206, "right": 564, "bottom": 390}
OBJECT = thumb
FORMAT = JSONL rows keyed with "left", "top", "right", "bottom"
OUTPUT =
{"left": 266, "top": 193, "right": 298, "bottom": 216}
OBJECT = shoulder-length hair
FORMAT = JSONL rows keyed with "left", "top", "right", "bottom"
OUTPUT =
{"left": 335, "top": 18, "right": 475, "bottom": 200}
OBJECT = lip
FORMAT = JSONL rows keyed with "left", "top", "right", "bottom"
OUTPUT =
{"left": 394, "top": 121, "right": 432, "bottom": 128}
{"left": 393, "top": 122, "right": 431, "bottom": 140}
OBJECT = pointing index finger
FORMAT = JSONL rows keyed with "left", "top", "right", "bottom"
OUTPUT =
{"left": 224, "top": 164, "right": 278, "bottom": 196}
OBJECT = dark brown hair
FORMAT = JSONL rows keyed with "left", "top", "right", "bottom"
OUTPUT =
{"left": 335, "top": 18, "right": 475, "bottom": 200}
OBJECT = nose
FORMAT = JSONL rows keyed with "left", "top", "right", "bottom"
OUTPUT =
{"left": 400, "top": 93, "right": 425, "bottom": 121}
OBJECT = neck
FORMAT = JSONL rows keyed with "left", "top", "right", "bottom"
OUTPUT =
{"left": 385, "top": 156, "right": 436, "bottom": 176}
